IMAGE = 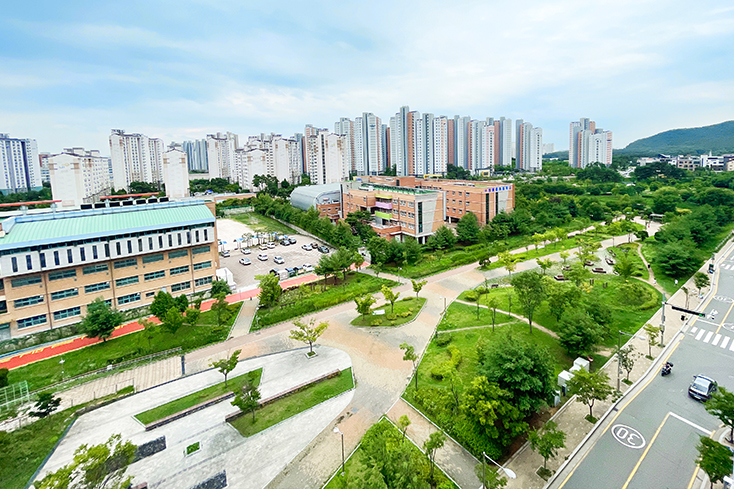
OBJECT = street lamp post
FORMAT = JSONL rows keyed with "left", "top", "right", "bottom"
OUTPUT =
{"left": 617, "top": 330, "right": 635, "bottom": 393}
{"left": 659, "top": 293, "right": 667, "bottom": 347}
{"left": 481, "top": 451, "right": 516, "bottom": 488}
{"left": 333, "top": 427, "right": 345, "bottom": 475}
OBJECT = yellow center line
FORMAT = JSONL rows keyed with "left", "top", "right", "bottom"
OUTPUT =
{"left": 621, "top": 412, "right": 671, "bottom": 489}
{"left": 685, "top": 464, "right": 700, "bottom": 489}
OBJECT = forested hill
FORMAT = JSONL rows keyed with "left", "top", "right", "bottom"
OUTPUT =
{"left": 619, "top": 120, "right": 734, "bottom": 156}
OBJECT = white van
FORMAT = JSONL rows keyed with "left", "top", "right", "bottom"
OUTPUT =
{"left": 277, "top": 270, "right": 289, "bottom": 281}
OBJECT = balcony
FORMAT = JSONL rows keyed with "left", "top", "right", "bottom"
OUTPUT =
{"left": 374, "top": 211, "right": 392, "bottom": 220}
{"left": 374, "top": 201, "right": 392, "bottom": 210}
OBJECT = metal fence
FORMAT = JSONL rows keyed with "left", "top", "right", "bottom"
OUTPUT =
{"left": 0, "top": 381, "right": 29, "bottom": 412}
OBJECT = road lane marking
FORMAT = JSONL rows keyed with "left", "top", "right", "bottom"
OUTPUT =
{"left": 686, "top": 465, "right": 700, "bottom": 489}
{"left": 621, "top": 413, "right": 671, "bottom": 489}
{"left": 730, "top": 340, "right": 734, "bottom": 351}
{"left": 690, "top": 327, "right": 698, "bottom": 334}
{"left": 704, "top": 331, "right": 714, "bottom": 343}
{"left": 669, "top": 412, "right": 713, "bottom": 435}
{"left": 715, "top": 297, "right": 734, "bottom": 334}
{"left": 695, "top": 329, "right": 705, "bottom": 341}
{"left": 722, "top": 337, "right": 731, "bottom": 349}
{"left": 612, "top": 425, "right": 646, "bottom": 449}
{"left": 712, "top": 334, "right": 721, "bottom": 346}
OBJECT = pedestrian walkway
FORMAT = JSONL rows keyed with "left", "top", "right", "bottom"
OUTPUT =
{"left": 454, "top": 299, "right": 559, "bottom": 338}
{"left": 229, "top": 297, "right": 259, "bottom": 338}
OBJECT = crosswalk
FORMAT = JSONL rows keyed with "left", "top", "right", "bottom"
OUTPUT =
{"left": 719, "top": 263, "right": 734, "bottom": 270}
{"left": 688, "top": 326, "right": 734, "bottom": 351}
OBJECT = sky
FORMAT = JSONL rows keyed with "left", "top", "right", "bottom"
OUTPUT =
{"left": 2, "top": 0, "right": 733, "bottom": 155}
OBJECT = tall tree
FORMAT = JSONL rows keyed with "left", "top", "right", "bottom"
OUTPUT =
{"left": 210, "top": 293, "right": 233, "bottom": 328}
{"left": 232, "top": 382, "right": 261, "bottom": 422}
{"left": 81, "top": 298, "right": 124, "bottom": 342}
{"left": 411, "top": 279, "right": 427, "bottom": 299}
{"left": 461, "top": 376, "right": 527, "bottom": 447}
{"left": 497, "top": 251, "right": 518, "bottom": 278}
{"left": 487, "top": 296, "right": 500, "bottom": 332}
{"left": 423, "top": 431, "right": 446, "bottom": 482}
{"left": 643, "top": 324, "right": 660, "bottom": 357}
{"left": 510, "top": 270, "right": 546, "bottom": 332}
{"left": 536, "top": 258, "right": 554, "bottom": 275}
{"left": 397, "top": 415, "right": 411, "bottom": 442}
{"left": 210, "top": 279, "right": 231, "bottom": 297}
{"left": 528, "top": 420, "right": 566, "bottom": 469}
{"left": 695, "top": 436, "right": 733, "bottom": 489}
{"left": 29, "top": 392, "right": 61, "bottom": 418}
{"left": 400, "top": 342, "right": 419, "bottom": 390}
{"left": 355, "top": 295, "right": 376, "bottom": 320}
{"left": 403, "top": 237, "right": 422, "bottom": 265}
{"left": 381, "top": 285, "right": 400, "bottom": 314}
{"left": 457, "top": 211, "right": 481, "bottom": 244}
{"left": 258, "top": 273, "right": 282, "bottom": 308}
{"left": 290, "top": 318, "right": 328, "bottom": 355}
{"left": 704, "top": 387, "right": 734, "bottom": 443}
{"left": 150, "top": 291, "right": 176, "bottom": 321}
{"left": 617, "top": 345, "right": 637, "bottom": 381}
{"left": 162, "top": 308, "right": 184, "bottom": 335}
{"left": 613, "top": 251, "right": 638, "bottom": 282}
{"left": 567, "top": 369, "right": 614, "bottom": 419}
{"left": 210, "top": 349, "right": 242, "bottom": 388}
{"left": 694, "top": 272, "right": 710, "bottom": 295}
{"left": 558, "top": 310, "right": 603, "bottom": 358}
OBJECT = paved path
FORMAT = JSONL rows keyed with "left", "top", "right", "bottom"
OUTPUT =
{"left": 229, "top": 297, "right": 259, "bottom": 338}
{"left": 454, "top": 299, "right": 560, "bottom": 338}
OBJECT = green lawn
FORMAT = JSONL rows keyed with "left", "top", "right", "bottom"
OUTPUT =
{"left": 135, "top": 368, "right": 262, "bottom": 425}
{"left": 613, "top": 242, "right": 649, "bottom": 280}
{"left": 230, "top": 213, "right": 295, "bottom": 235}
{"left": 351, "top": 297, "right": 425, "bottom": 327}
{"left": 323, "top": 417, "right": 458, "bottom": 489}
{"left": 254, "top": 273, "right": 398, "bottom": 328}
{"left": 8, "top": 303, "right": 242, "bottom": 392}
{"left": 437, "top": 301, "right": 514, "bottom": 331}
{"left": 229, "top": 368, "right": 353, "bottom": 437}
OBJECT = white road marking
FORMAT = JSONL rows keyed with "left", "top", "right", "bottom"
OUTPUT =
{"left": 713, "top": 334, "right": 722, "bottom": 346}
{"left": 690, "top": 327, "right": 698, "bottom": 334}
{"left": 730, "top": 340, "right": 734, "bottom": 351}
{"left": 695, "top": 329, "right": 706, "bottom": 341}
{"left": 695, "top": 318, "right": 720, "bottom": 328}
{"left": 611, "top": 424, "right": 646, "bottom": 449}
{"left": 721, "top": 337, "right": 730, "bottom": 349}
{"left": 704, "top": 331, "right": 714, "bottom": 343}
{"left": 670, "top": 412, "right": 711, "bottom": 435}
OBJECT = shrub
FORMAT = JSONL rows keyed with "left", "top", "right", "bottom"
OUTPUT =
{"left": 370, "top": 319, "right": 383, "bottom": 326}
{"left": 435, "top": 334, "right": 452, "bottom": 347}
{"left": 430, "top": 345, "right": 462, "bottom": 380}
{"left": 465, "top": 291, "right": 479, "bottom": 301}
{"left": 387, "top": 314, "right": 398, "bottom": 321}
{"left": 400, "top": 311, "right": 411, "bottom": 318}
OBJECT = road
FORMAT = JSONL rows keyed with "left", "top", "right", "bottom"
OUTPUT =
{"left": 552, "top": 250, "right": 734, "bottom": 489}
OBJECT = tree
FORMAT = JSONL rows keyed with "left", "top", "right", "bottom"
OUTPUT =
{"left": 210, "top": 349, "right": 241, "bottom": 388}
{"left": 35, "top": 434, "right": 136, "bottom": 489}
{"left": 528, "top": 420, "right": 566, "bottom": 469}
{"left": 565, "top": 262, "right": 591, "bottom": 287}
{"left": 81, "top": 298, "right": 124, "bottom": 342}
{"left": 371, "top": 262, "right": 383, "bottom": 278}
{"left": 353, "top": 251, "right": 365, "bottom": 270}
{"left": 487, "top": 296, "right": 500, "bottom": 332}
{"left": 694, "top": 271, "right": 710, "bottom": 295}
{"left": 210, "top": 293, "right": 233, "bottom": 328}
{"left": 457, "top": 211, "right": 481, "bottom": 244}
{"left": 510, "top": 270, "right": 546, "bottom": 332}
{"left": 559, "top": 250, "right": 570, "bottom": 265}
{"left": 355, "top": 295, "right": 376, "bottom": 320}
{"left": 428, "top": 225, "right": 457, "bottom": 250}
{"left": 411, "top": 279, "right": 427, "bottom": 299}
{"left": 258, "top": 273, "right": 282, "bottom": 308}
{"left": 558, "top": 310, "right": 603, "bottom": 358}
{"left": 397, "top": 415, "right": 411, "bottom": 442}
{"left": 704, "top": 387, "right": 734, "bottom": 443}
{"left": 30, "top": 392, "right": 61, "bottom": 418}
{"left": 381, "top": 285, "right": 400, "bottom": 314}
{"left": 643, "top": 324, "right": 660, "bottom": 357}
{"left": 184, "top": 306, "right": 200, "bottom": 327}
{"left": 546, "top": 282, "right": 581, "bottom": 322}
{"left": 497, "top": 251, "right": 518, "bottom": 277}
{"left": 617, "top": 345, "right": 636, "bottom": 381}
{"left": 567, "top": 369, "right": 614, "bottom": 420}
{"left": 232, "top": 382, "right": 261, "bottom": 422}
{"left": 174, "top": 294, "right": 189, "bottom": 312}
{"left": 461, "top": 376, "right": 527, "bottom": 448}
{"left": 290, "top": 318, "right": 328, "bottom": 355}
{"left": 474, "top": 286, "right": 489, "bottom": 320}
{"left": 210, "top": 279, "right": 230, "bottom": 297}
{"left": 423, "top": 431, "right": 446, "bottom": 481}
{"left": 162, "top": 307, "right": 184, "bottom": 335}
{"left": 532, "top": 233, "right": 545, "bottom": 251}
{"left": 0, "top": 367, "right": 9, "bottom": 388}
{"left": 480, "top": 333, "right": 556, "bottom": 415}
{"left": 696, "top": 436, "right": 733, "bottom": 489}
{"left": 657, "top": 242, "right": 700, "bottom": 279}
{"left": 475, "top": 464, "right": 508, "bottom": 489}
{"left": 613, "top": 251, "right": 638, "bottom": 282}
{"left": 403, "top": 237, "right": 422, "bottom": 265}
{"left": 150, "top": 291, "right": 176, "bottom": 321}
{"left": 536, "top": 258, "right": 554, "bottom": 275}
{"left": 400, "top": 342, "right": 419, "bottom": 390}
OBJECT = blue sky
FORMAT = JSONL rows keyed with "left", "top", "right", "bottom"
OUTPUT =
{"left": 2, "top": 0, "right": 733, "bottom": 154}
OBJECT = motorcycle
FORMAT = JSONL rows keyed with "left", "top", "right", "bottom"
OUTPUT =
{"left": 661, "top": 361, "right": 673, "bottom": 376}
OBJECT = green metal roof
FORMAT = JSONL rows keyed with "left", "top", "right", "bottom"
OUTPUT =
{"left": 0, "top": 202, "right": 214, "bottom": 250}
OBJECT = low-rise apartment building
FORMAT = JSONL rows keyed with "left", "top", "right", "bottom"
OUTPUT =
{"left": 0, "top": 199, "right": 218, "bottom": 340}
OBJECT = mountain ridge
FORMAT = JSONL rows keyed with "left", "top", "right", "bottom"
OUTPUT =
{"left": 618, "top": 120, "right": 734, "bottom": 156}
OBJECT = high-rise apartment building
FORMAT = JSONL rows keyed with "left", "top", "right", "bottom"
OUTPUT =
{"left": 569, "top": 118, "right": 612, "bottom": 168}
{"left": 432, "top": 116, "right": 448, "bottom": 175}
{"left": 181, "top": 139, "right": 209, "bottom": 173}
{"left": 162, "top": 148, "right": 189, "bottom": 200}
{"left": 39, "top": 153, "right": 51, "bottom": 184}
{"left": 206, "top": 132, "right": 238, "bottom": 181}
{"left": 49, "top": 148, "right": 112, "bottom": 208}
{"left": 515, "top": 120, "right": 543, "bottom": 172}
{"left": 304, "top": 129, "right": 346, "bottom": 185}
{"left": 0, "top": 133, "right": 41, "bottom": 194}
{"left": 497, "top": 117, "right": 513, "bottom": 168}
{"left": 455, "top": 116, "right": 471, "bottom": 170}
{"left": 109, "top": 129, "right": 164, "bottom": 191}
{"left": 334, "top": 118, "right": 356, "bottom": 173}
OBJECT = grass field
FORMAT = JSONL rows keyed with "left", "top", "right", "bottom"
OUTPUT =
{"left": 229, "top": 368, "right": 353, "bottom": 437}
{"left": 230, "top": 212, "right": 295, "bottom": 235}
{"left": 437, "top": 301, "right": 514, "bottom": 331}
{"left": 351, "top": 297, "right": 425, "bottom": 327}
{"left": 135, "top": 368, "right": 262, "bottom": 425}
{"left": 8, "top": 303, "right": 242, "bottom": 392}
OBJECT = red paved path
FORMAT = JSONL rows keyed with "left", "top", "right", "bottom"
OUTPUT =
{"left": 0, "top": 272, "right": 327, "bottom": 370}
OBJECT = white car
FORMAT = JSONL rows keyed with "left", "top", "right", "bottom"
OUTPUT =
{"left": 241, "top": 248, "right": 251, "bottom": 255}
{"left": 302, "top": 244, "right": 313, "bottom": 251}
{"left": 259, "top": 244, "right": 268, "bottom": 251}
{"left": 239, "top": 258, "right": 251, "bottom": 266}
{"left": 274, "top": 256, "right": 285, "bottom": 264}
{"left": 267, "top": 242, "right": 276, "bottom": 249}
{"left": 303, "top": 264, "right": 315, "bottom": 273}
{"left": 257, "top": 254, "right": 268, "bottom": 261}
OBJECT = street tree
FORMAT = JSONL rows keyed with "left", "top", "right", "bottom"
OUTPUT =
{"left": 404, "top": 237, "right": 422, "bottom": 265}
{"left": 381, "top": 285, "right": 400, "bottom": 314}
{"left": 371, "top": 262, "right": 383, "bottom": 278}
{"left": 695, "top": 436, "right": 733, "bottom": 489}
{"left": 210, "top": 349, "right": 241, "bottom": 388}
{"left": 536, "top": 258, "right": 554, "bottom": 275}
{"left": 428, "top": 225, "right": 457, "bottom": 250}
{"left": 35, "top": 434, "right": 136, "bottom": 489}
{"left": 457, "top": 211, "right": 481, "bottom": 244}
{"left": 411, "top": 279, "right": 427, "bottom": 299}
{"left": 510, "top": 270, "right": 546, "bottom": 332}
{"left": 138, "top": 318, "right": 159, "bottom": 349}
{"left": 232, "top": 382, "right": 261, "bottom": 422}
{"left": 354, "top": 295, "right": 376, "bottom": 320}
{"left": 400, "top": 342, "right": 419, "bottom": 390}
{"left": 423, "top": 431, "right": 446, "bottom": 482}
{"left": 258, "top": 273, "right": 282, "bottom": 308}
{"left": 528, "top": 420, "right": 566, "bottom": 470}
{"left": 497, "top": 251, "right": 518, "bottom": 277}
{"left": 532, "top": 233, "right": 544, "bottom": 251}
{"left": 694, "top": 272, "right": 710, "bottom": 295}
{"left": 81, "top": 298, "right": 124, "bottom": 342}
{"left": 184, "top": 306, "right": 200, "bottom": 327}
{"left": 487, "top": 296, "right": 500, "bottom": 332}
{"left": 558, "top": 310, "right": 603, "bottom": 358}
{"left": 643, "top": 324, "right": 660, "bottom": 357}
{"left": 210, "top": 293, "right": 233, "bottom": 328}
{"left": 617, "top": 345, "right": 637, "bottom": 381}
{"left": 567, "top": 369, "right": 614, "bottom": 420}
{"left": 353, "top": 251, "right": 365, "bottom": 270}
{"left": 290, "top": 318, "right": 328, "bottom": 355}
{"left": 475, "top": 465, "right": 508, "bottom": 489}
{"left": 162, "top": 307, "right": 184, "bottom": 335}
{"left": 29, "top": 392, "right": 61, "bottom": 418}
{"left": 397, "top": 414, "right": 411, "bottom": 442}
{"left": 704, "top": 387, "right": 734, "bottom": 443}
{"left": 210, "top": 278, "right": 230, "bottom": 297}
{"left": 657, "top": 242, "right": 700, "bottom": 279}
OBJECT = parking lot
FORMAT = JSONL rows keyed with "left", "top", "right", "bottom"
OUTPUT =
{"left": 218, "top": 233, "right": 330, "bottom": 289}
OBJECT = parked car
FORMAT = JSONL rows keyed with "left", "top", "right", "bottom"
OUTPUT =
{"left": 311, "top": 242, "right": 319, "bottom": 249}
{"left": 318, "top": 246, "right": 330, "bottom": 254}
{"left": 274, "top": 256, "right": 285, "bottom": 265}
{"left": 239, "top": 258, "right": 251, "bottom": 266}
{"left": 295, "top": 266, "right": 305, "bottom": 275}
{"left": 241, "top": 248, "right": 251, "bottom": 255}
{"left": 303, "top": 263, "right": 315, "bottom": 273}
{"left": 269, "top": 268, "right": 280, "bottom": 275}
{"left": 289, "top": 237, "right": 297, "bottom": 244}
{"left": 689, "top": 375, "right": 717, "bottom": 402}
{"left": 267, "top": 242, "right": 275, "bottom": 249}
{"left": 257, "top": 254, "right": 268, "bottom": 261}
{"left": 280, "top": 240, "right": 290, "bottom": 246}
{"left": 220, "top": 250, "right": 230, "bottom": 258}
{"left": 260, "top": 244, "right": 268, "bottom": 251}
{"left": 285, "top": 267, "right": 297, "bottom": 277}
{"left": 302, "top": 244, "right": 313, "bottom": 251}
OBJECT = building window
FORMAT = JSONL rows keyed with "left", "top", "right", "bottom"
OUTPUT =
{"left": 51, "top": 288, "right": 79, "bottom": 301}
{"left": 48, "top": 269, "right": 76, "bottom": 281}
{"left": 83, "top": 263, "right": 109, "bottom": 275}
{"left": 159, "top": 236, "right": 163, "bottom": 248}
{"left": 168, "top": 235, "right": 173, "bottom": 247}
{"left": 40, "top": 253, "right": 46, "bottom": 268}
{"left": 195, "top": 230, "right": 200, "bottom": 242}
{"left": 11, "top": 276, "right": 42, "bottom": 287}
{"left": 146, "top": 291, "right": 156, "bottom": 298}
{"left": 26, "top": 255, "right": 32, "bottom": 270}
{"left": 11, "top": 257, "right": 18, "bottom": 273}
{"left": 171, "top": 281, "right": 190, "bottom": 292}
{"left": 187, "top": 231, "right": 191, "bottom": 244}
{"left": 14, "top": 295, "right": 44, "bottom": 308}
{"left": 204, "top": 229, "right": 208, "bottom": 241}
{"left": 193, "top": 261, "right": 211, "bottom": 271}
{"left": 177, "top": 234, "right": 182, "bottom": 246}
{"left": 127, "top": 241, "right": 132, "bottom": 254}
{"left": 117, "top": 293, "right": 141, "bottom": 305}
{"left": 115, "top": 276, "right": 139, "bottom": 287}
{"left": 67, "top": 249, "right": 73, "bottom": 264}
{"left": 142, "top": 253, "right": 164, "bottom": 264}
{"left": 149, "top": 237, "right": 153, "bottom": 249}
{"left": 53, "top": 307, "right": 81, "bottom": 321}
{"left": 93, "top": 245, "right": 98, "bottom": 260}
{"left": 138, "top": 239, "right": 143, "bottom": 252}
{"left": 169, "top": 250, "right": 188, "bottom": 259}
{"left": 114, "top": 258, "right": 137, "bottom": 269}
{"left": 52, "top": 251, "right": 60, "bottom": 266}
{"left": 116, "top": 242, "right": 121, "bottom": 255}
{"left": 144, "top": 270, "right": 166, "bottom": 281}
{"left": 192, "top": 245, "right": 210, "bottom": 255}
{"left": 17, "top": 314, "right": 47, "bottom": 329}
{"left": 80, "top": 248, "right": 86, "bottom": 262}
{"left": 195, "top": 276, "right": 213, "bottom": 287}
{"left": 104, "top": 243, "right": 110, "bottom": 257}
{"left": 170, "top": 265, "right": 190, "bottom": 276}
{"left": 84, "top": 282, "right": 110, "bottom": 293}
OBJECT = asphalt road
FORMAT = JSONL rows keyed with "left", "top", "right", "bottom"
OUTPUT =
{"left": 555, "top": 251, "right": 734, "bottom": 489}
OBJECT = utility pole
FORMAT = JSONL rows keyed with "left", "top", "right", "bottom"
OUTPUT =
{"left": 659, "top": 294, "right": 666, "bottom": 347}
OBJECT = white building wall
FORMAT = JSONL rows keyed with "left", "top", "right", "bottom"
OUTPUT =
{"left": 528, "top": 127, "right": 543, "bottom": 172}
{"left": 162, "top": 149, "right": 189, "bottom": 200}
{"left": 432, "top": 116, "right": 448, "bottom": 175}
{"left": 414, "top": 116, "right": 425, "bottom": 175}
{"left": 109, "top": 130, "right": 164, "bottom": 190}
{"left": 482, "top": 123, "right": 495, "bottom": 171}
